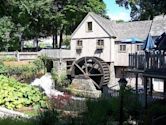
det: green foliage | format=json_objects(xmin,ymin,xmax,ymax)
[
  {"xmin": 0, "ymin": 56, "xmax": 17, "ymax": 61},
  {"xmin": 32, "ymin": 58, "xmax": 44, "ymax": 72},
  {"xmin": 0, "ymin": 61, "xmax": 7, "ymax": 74},
  {"xmin": 6, "ymin": 58, "xmax": 44, "ymax": 82},
  {"xmin": 0, "ymin": 117, "xmax": 34, "ymax": 125},
  {"xmin": 0, "ymin": 16, "xmax": 18, "ymax": 51},
  {"xmin": 116, "ymin": 0, "xmax": 166, "ymax": 20},
  {"xmin": 51, "ymin": 69, "xmax": 70, "ymax": 88},
  {"xmin": 0, "ymin": 109, "xmax": 60, "ymax": 125},
  {"xmin": 0, "ymin": 0, "xmax": 107, "ymax": 50},
  {"xmin": 62, "ymin": 36, "xmax": 70, "ymax": 48},
  {"xmin": 144, "ymin": 100, "xmax": 166, "ymax": 125},
  {"xmin": 81, "ymin": 98, "xmax": 113, "ymax": 125},
  {"xmin": 36, "ymin": 109, "xmax": 60, "ymax": 125},
  {"xmin": 0, "ymin": 75, "xmax": 48, "ymax": 110}
]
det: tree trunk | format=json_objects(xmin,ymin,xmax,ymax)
[
  {"xmin": 52, "ymin": 35, "xmax": 55, "ymax": 49},
  {"xmin": 20, "ymin": 33, "xmax": 23, "ymax": 52},
  {"xmin": 53, "ymin": 28, "xmax": 58, "ymax": 48},
  {"xmin": 59, "ymin": 26, "xmax": 64, "ymax": 49},
  {"xmin": 35, "ymin": 37, "xmax": 39, "ymax": 51},
  {"xmin": 55, "ymin": 31, "xmax": 58, "ymax": 48}
]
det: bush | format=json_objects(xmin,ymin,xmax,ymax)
[
  {"xmin": 36, "ymin": 109, "xmax": 60, "ymax": 125},
  {"xmin": 0, "ymin": 61, "xmax": 7, "ymax": 74},
  {"xmin": 0, "ymin": 117, "xmax": 34, "ymax": 125},
  {"xmin": 51, "ymin": 69, "xmax": 70, "ymax": 88},
  {"xmin": 0, "ymin": 109, "xmax": 60, "ymax": 125},
  {"xmin": 79, "ymin": 98, "xmax": 114, "ymax": 125},
  {"xmin": 32, "ymin": 58, "xmax": 44, "ymax": 72},
  {"xmin": 4, "ymin": 58, "xmax": 45, "ymax": 82},
  {"xmin": 0, "ymin": 56, "xmax": 17, "ymax": 62},
  {"xmin": 0, "ymin": 75, "xmax": 48, "ymax": 110},
  {"xmin": 144, "ymin": 100, "xmax": 166, "ymax": 125}
]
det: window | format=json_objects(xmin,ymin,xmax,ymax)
[
  {"xmin": 87, "ymin": 22, "xmax": 92, "ymax": 31},
  {"xmin": 136, "ymin": 45, "xmax": 143, "ymax": 51},
  {"xmin": 96, "ymin": 39, "xmax": 104, "ymax": 49},
  {"xmin": 119, "ymin": 45, "xmax": 126, "ymax": 52},
  {"xmin": 97, "ymin": 39, "xmax": 104, "ymax": 46},
  {"xmin": 77, "ymin": 40, "xmax": 82, "ymax": 46},
  {"xmin": 76, "ymin": 40, "xmax": 83, "ymax": 49}
]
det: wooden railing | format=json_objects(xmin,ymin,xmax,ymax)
[
  {"xmin": 129, "ymin": 51, "xmax": 166, "ymax": 73},
  {"xmin": 39, "ymin": 49, "xmax": 74, "ymax": 59},
  {"xmin": 0, "ymin": 52, "xmax": 38, "ymax": 61},
  {"xmin": 129, "ymin": 52, "xmax": 145, "ymax": 70}
]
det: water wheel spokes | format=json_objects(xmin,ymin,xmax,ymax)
[{"xmin": 71, "ymin": 57, "xmax": 110, "ymax": 89}]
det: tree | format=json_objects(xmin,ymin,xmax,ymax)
[
  {"xmin": 116, "ymin": 0, "xmax": 166, "ymax": 20},
  {"xmin": 0, "ymin": 0, "xmax": 106, "ymax": 51},
  {"xmin": 0, "ymin": 17, "xmax": 19, "ymax": 51},
  {"xmin": 55, "ymin": 0, "xmax": 106, "ymax": 48}
]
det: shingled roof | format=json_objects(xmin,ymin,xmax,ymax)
[
  {"xmin": 150, "ymin": 15, "xmax": 166, "ymax": 37},
  {"xmin": 72, "ymin": 12, "xmax": 166, "ymax": 41},
  {"xmin": 114, "ymin": 20, "xmax": 152, "ymax": 41},
  {"xmin": 89, "ymin": 12, "xmax": 117, "ymax": 37},
  {"xmin": 89, "ymin": 12, "xmax": 152, "ymax": 41}
]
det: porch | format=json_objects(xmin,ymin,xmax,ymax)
[{"xmin": 128, "ymin": 51, "xmax": 166, "ymax": 108}]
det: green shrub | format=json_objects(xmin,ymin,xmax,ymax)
[
  {"xmin": 32, "ymin": 58, "xmax": 44, "ymax": 72},
  {"xmin": 36, "ymin": 109, "xmax": 60, "ymax": 125},
  {"xmin": 0, "ymin": 56, "xmax": 17, "ymax": 61},
  {"xmin": 0, "ymin": 118, "xmax": 34, "ymax": 125},
  {"xmin": 51, "ymin": 69, "xmax": 70, "ymax": 88},
  {"xmin": 6, "ymin": 58, "xmax": 44, "ymax": 82},
  {"xmin": 80, "ymin": 98, "xmax": 113, "ymax": 125},
  {"xmin": 0, "ymin": 109, "xmax": 60, "ymax": 125},
  {"xmin": 0, "ymin": 61, "xmax": 7, "ymax": 74},
  {"xmin": 144, "ymin": 101, "xmax": 166, "ymax": 125},
  {"xmin": 0, "ymin": 75, "xmax": 48, "ymax": 110}
]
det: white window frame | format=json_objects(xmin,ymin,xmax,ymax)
[
  {"xmin": 136, "ymin": 44, "xmax": 143, "ymax": 51},
  {"xmin": 87, "ymin": 22, "xmax": 93, "ymax": 32},
  {"xmin": 96, "ymin": 39, "xmax": 104, "ymax": 49},
  {"xmin": 76, "ymin": 40, "xmax": 83, "ymax": 49},
  {"xmin": 119, "ymin": 44, "xmax": 126, "ymax": 52}
]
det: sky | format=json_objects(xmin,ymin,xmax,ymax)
[{"xmin": 103, "ymin": 0, "xmax": 131, "ymax": 21}]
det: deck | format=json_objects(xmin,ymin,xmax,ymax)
[{"xmin": 129, "ymin": 51, "xmax": 166, "ymax": 78}]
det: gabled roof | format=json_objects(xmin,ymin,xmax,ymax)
[
  {"xmin": 89, "ymin": 12, "xmax": 117, "ymax": 37},
  {"xmin": 71, "ymin": 12, "xmax": 116, "ymax": 38},
  {"xmin": 72, "ymin": 12, "xmax": 166, "ymax": 41},
  {"xmin": 114, "ymin": 20, "xmax": 152, "ymax": 41},
  {"xmin": 150, "ymin": 15, "xmax": 166, "ymax": 37}
]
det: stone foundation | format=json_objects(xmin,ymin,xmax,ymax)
[
  {"xmin": 108, "ymin": 62, "xmax": 117, "ymax": 89},
  {"xmin": 69, "ymin": 78, "xmax": 101, "ymax": 98}
]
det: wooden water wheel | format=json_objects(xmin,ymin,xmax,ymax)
[{"xmin": 71, "ymin": 57, "xmax": 110, "ymax": 89}]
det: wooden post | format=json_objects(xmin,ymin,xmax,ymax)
[
  {"xmin": 135, "ymin": 52, "xmax": 137, "ymax": 68},
  {"xmin": 135, "ymin": 73, "xmax": 138, "ymax": 94},
  {"xmin": 149, "ymin": 77, "xmax": 153, "ymax": 97},
  {"xmin": 144, "ymin": 76, "xmax": 148, "ymax": 109},
  {"xmin": 164, "ymin": 79, "xmax": 166, "ymax": 100}
]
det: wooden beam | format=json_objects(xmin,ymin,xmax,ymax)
[
  {"xmin": 149, "ymin": 77, "xmax": 153, "ymax": 97},
  {"xmin": 135, "ymin": 73, "xmax": 138, "ymax": 95},
  {"xmin": 164, "ymin": 79, "xmax": 166, "ymax": 100},
  {"xmin": 144, "ymin": 76, "xmax": 148, "ymax": 109}
]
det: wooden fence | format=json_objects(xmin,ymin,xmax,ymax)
[
  {"xmin": 129, "ymin": 51, "xmax": 166, "ymax": 73},
  {"xmin": 0, "ymin": 51, "xmax": 38, "ymax": 61}
]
